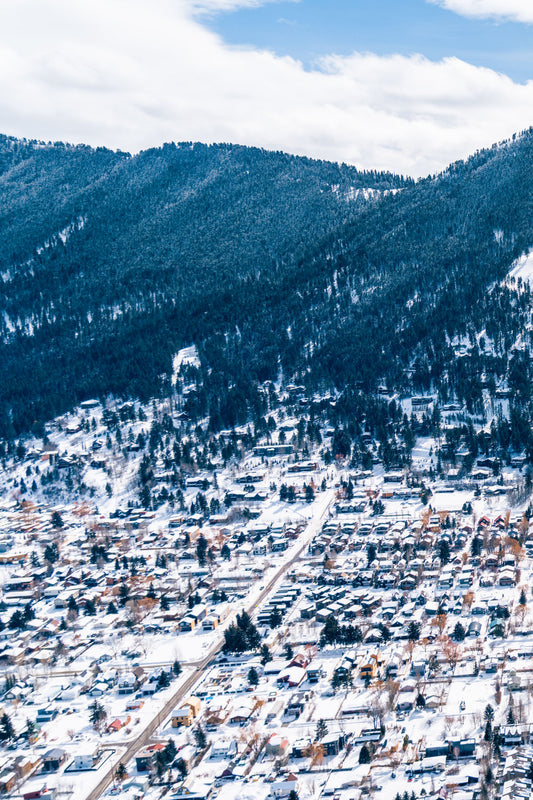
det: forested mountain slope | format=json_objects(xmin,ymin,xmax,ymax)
[{"xmin": 1, "ymin": 130, "xmax": 533, "ymax": 438}]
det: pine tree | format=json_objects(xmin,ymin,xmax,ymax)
[
  {"xmin": 196, "ymin": 534, "xmax": 208, "ymax": 566},
  {"xmin": 260, "ymin": 644, "xmax": 272, "ymax": 665},
  {"xmin": 453, "ymin": 622, "xmax": 466, "ymax": 641},
  {"xmin": 25, "ymin": 718, "xmax": 37, "ymax": 741},
  {"xmin": 358, "ymin": 744, "xmax": 371, "ymax": 764},
  {"xmin": 84, "ymin": 597, "xmax": 97, "ymax": 615},
  {"xmin": 89, "ymin": 700, "xmax": 107, "ymax": 731},
  {"xmin": 119, "ymin": 582, "xmax": 130, "ymax": 606},
  {"xmin": 0, "ymin": 713, "xmax": 14, "ymax": 741},
  {"xmin": 407, "ymin": 621, "xmax": 420, "ymax": 642},
  {"xmin": 193, "ymin": 725, "xmax": 207, "ymax": 750},
  {"xmin": 147, "ymin": 583, "xmax": 157, "ymax": 600},
  {"xmin": 164, "ymin": 739, "xmax": 177, "ymax": 764},
  {"xmin": 155, "ymin": 749, "xmax": 168, "ymax": 780},
  {"xmin": 158, "ymin": 671, "xmax": 171, "ymax": 689},
  {"xmin": 176, "ymin": 758, "xmax": 188, "ymax": 779},
  {"xmin": 269, "ymin": 606, "xmax": 282, "ymax": 628},
  {"xmin": 221, "ymin": 543, "xmax": 231, "ymax": 561},
  {"xmin": 51, "ymin": 511, "xmax": 63, "ymax": 528},
  {"xmin": 315, "ymin": 719, "xmax": 328, "ymax": 741}
]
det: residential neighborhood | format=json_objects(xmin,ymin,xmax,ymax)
[{"xmin": 0, "ymin": 370, "xmax": 532, "ymax": 800}]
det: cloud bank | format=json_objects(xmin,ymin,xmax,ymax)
[
  {"xmin": 0, "ymin": 0, "xmax": 532, "ymax": 176},
  {"xmin": 427, "ymin": 0, "xmax": 533, "ymax": 24}
]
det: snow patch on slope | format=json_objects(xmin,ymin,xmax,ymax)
[
  {"xmin": 172, "ymin": 345, "xmax": 201, "ymax": 385},
  {"xmin": 36, "ymin": 215, "xmax": 87, "ymax": 255},
  {"xmin": 508, "ymin": 251, "xmax": 533, "ymax": 284}
]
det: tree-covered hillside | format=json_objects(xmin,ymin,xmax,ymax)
[
  {"xmin": 1, "ymin": 130, "xmax": 533, "ymax": 439},
  {"xmin": 0, "ymin": 135, "xmax": 407, "ymax": 435}
]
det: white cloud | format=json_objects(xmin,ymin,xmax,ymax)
[
  {"xmin": 427, "ymin": 0, "xmax": 533, "ymax": 23},
  {"xmin": 1, "ymin": 0, "xmax": 533, "ymax": 176},
  {"xmin": 192, "ymin": 0, "xmax": 299, "ymax": 13}
]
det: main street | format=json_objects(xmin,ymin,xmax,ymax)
[{"xmin": 85, "ymin": 488, "xmax": 335, "ymax": 800}]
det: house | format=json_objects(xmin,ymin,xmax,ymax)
[
  {"xmin": 229, "ymin": 701, "xmax": 254, "ymax": 725},
  {"xmin": 172, "ymin": 696, "xmax": 201, "ymax": 727},
  {"xmin": 185, "ymin": 696, "xmax": 201, "ymax": 716},
  {"xmin": 172, "ymin": 707, "xmax": 193, "ymax": 728},
  {"xmin": 277, "ymin": 666, "xmax": 306, "ymax": 687},
  {"xmin": 215, "ymin": 767, "xmax": 237, "ymax": 785},
  {"xmin": 291, "ymin": 738, "xmax": 313, "ymax": 759},
  {"xmin": 42, "ymin": 749, "xmax": 67, "ymax": 773},
  {"xmin": 448, "ymin": 738, "xmax": 476, "ymax": 759},
  {"xmin": 425, "ymin": 694, "xmax": 442, "ymax": 709},
  {"xmin": 0, "ymin": 771, "xmax": 16, "ymax": 795},
  {"xmin": 22, "ymin": 786, "xmax": 53, "ymax": 800},
  {"xmin": 210, "ymin": 739, "xmax": 238, "ymax": 759},
  {"xmin": 500, "ymin": 728, "xmax": 523, "ymax": 747},
  {"xmin": 271, "ymin": 773, "xmax": 299, "ymax": 798},
  {"xmin": 307, "ymin": 665, "xmax": 322, "ymax": 683},
  {"xmin": 15, "ymin": 755, "xmax": 41, "ymax": 780},
  {"xmin": 125, "ymin": 699, "xmax": 144, "ymax": 711},
  {"xmin": 396, "ymin": 691, "xmax": 416, "ymax": 713},
  {"xmin": 411, "ymin": 660, "xmax": 426, "ymax": 677},
  {"xmin": 360, "ymin": 654, "xmax": 380, "ymax": 681},
  {"xmin": 173, "ymin": 777, "xmax": 211, "ymax": 799},
  {"xmin": 89, "ymin": 681, "xmax": 108, "ymax": 697},
  {"xmin": 407, "ymin": 756, "xmax": 446, "ymax": 775},
  {"xmin": 353, "ymin": 729, "xmax": 381, "ymax": 745},
  {"xmin": 489, "ymin": 619, "xmax": 506, "ymax": 637},
  {"xmin": 253, "ymin": 444, "xmax": 294, "ymax": 457},
  {"xmin": 136, "ymin": 743, "xmax": 166, "ymax": 773},
  {"xmin": 122, "ymin": 776, "xmax": 150, "ymax": 798},
  {"xmin": 499, "ymin": 568, "xmax": 516, "ymax": 587},
  {"xmin": 205, "ymin": 700, "xmax": 230, "ymax": 731},
  {"xmin": 290, "ymin": 651, "xmax": 310, "ymax": 669},
  {"xmin": 284, "ymin": 692, "xmax": 307, "ymax": 718},
  {"xmin": 189, "ymin": 604, "xmax": 207, "ymax": 622},
  {"xmin": 265, "ymin": 733, "xmax": 290, "ymax": 757},
  {"xmin": 70, "ymin": 747, "xmax": 102, "ymax": 770},
  {"xmin": 364, "ymin": 627, "xmax": 383, "ymax": 644},
  {"xmin": 126, "ymin": 665, "xmax": 143, "ymax": 685},
  {"xmin": 107, "ymin": 716, "xmax": 130, "ymax": 734},
  {"xmin": 322, "ymin": 732, "xmax": 345, "ymax": 756},
  {"xmin": 117, "ymin": 673, "xmax": 137, "ymax": 695},
  {"xmin": 386, "ymin": 654, "xmax": 402, "ymax": 678}
]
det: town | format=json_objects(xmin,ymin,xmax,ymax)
[{"xmin": 0, "ymin": 359, "xmax": 531, "ymax": 800}]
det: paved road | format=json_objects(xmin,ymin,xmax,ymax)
[
  {"xmin": 85, "ymin": 663, "xmax": 205, "ymax": 800},
  {"xmin": 85, "ymin": 489, "xmax": 335, "ymax": 800}
]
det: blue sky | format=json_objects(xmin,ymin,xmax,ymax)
[
  {"xmin": 1, "ymin": 0, "xmax": 533, "ymax": 176},
  {"xmin": 206, "ymin": 0, "xmax": 533, "ymax": 83}
]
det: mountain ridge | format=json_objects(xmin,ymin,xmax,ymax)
[{"xmin": 1, "ymin": 130, "xmax": 533, "ymax": 439}]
